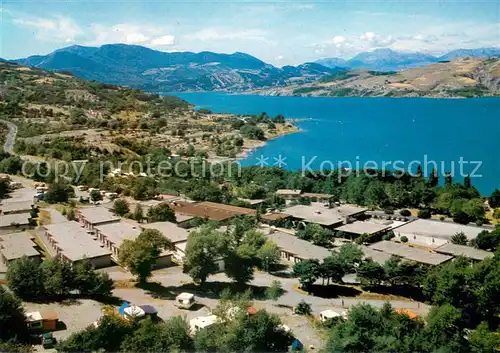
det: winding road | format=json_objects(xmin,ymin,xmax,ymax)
[{"xmin": 0, "ymin": 119, "xmax": 18, "ymax": 154}]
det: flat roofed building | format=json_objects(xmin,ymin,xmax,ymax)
[
  {"xmin": 95, "ymin": 220, "xmax": 174, "ymax": 267},
  {"xmin": 44, "ymin": 221, "xmax": 112, "ymax": 268},
  {"xmin": 0, "ymin": 213, "xmax": 32, "ymax": 235},
  {"xmin": 368, "ymin": 240, "xmax": 453, "ymax": 266},
  {"xmin": 276, "ymin": 189, "xmax": 302, "ymax": 199},
  {"xmin": 267, "ymin": 230, "xmax": 333, "ymax": 263},
  {"xmin": 141, "ymin": 222, "xmax": 191, "ymax": 263},
  {"xmin": 301, "ymin": 193, "xmax": 333, "ymax": 201},
  {"xmin": 0, "ymin": 200, "xmax": 34, "ymax": 215},
  {"xmin": 283, "ymin": 203, "xmax": 367, "ymax": 227},
  {"xmin": 76, "ymin": 206, "xmax": 120, "ymax": 229},
  {"xmin": 168, "ymin": 201, "xmax": 256, "ymax": 222},
  {"xmin": 358, "ymin": 245, "xmax": 394, "ymax": 265},
  {"xmin": 394, "ymin": 219, "xmax": 485, "ymax": 240},
  {"xmin": 261, "ymin": 212, "xmax": 291, "ymax": 224},
  {"xmin": 0, "ymin": 231, "xmax": 41, "ymax": 264},
  {"xmin": 435, "ymin": 243, "xmax": 494, "ymax": 261},
  {"xmin": 335, "ymin": 221, "xmax": 392, "ymax": 237},
  {"xmin": 141, "ymin": 222, "xmax": 190, "ymax": 244},
  {"xmin": 95, "ymin": 220, "xmax": 141, "ymax": 258}
]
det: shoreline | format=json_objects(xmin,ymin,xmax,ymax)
[{"xmin": 235, "ymin": 122, "xmax": 303, "ymax": 161}]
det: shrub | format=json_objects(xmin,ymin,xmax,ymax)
[
  {"xmin": 400, "ymin": 236, "xmax": 409, "ymax": 243},
  {"xmin": 382, "ymin": 231, "xmax": 395, "ymax": 241},
  {"xmin": 440, "ymin": 216, "xmax": 446, "ymax": 221},
  {"xmin": 417, "ymin": 209, "xmax": 431, "ymax": 219},
  {"xmin": 384, "ymin": 207, "xmax": 394, "ymax": 215},
  {"xmin": 399, "ymin": 209, "xmax": 411, "ymax": 217},
  {"xmin": 475, "ymin": 219, "xmax": 484, "ymax": 226},
  {"xmin": 295, "ymin": 300, "xmax": 312, "ymax": 315}
]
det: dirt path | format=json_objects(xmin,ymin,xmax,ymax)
[{"xmin": 0, "ymin": 119, "xmax": 18, "ymax": 154}]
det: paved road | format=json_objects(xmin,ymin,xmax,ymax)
[{"xmin": 0, "ymin": 119, "xmax": 18, "ymax": 154}]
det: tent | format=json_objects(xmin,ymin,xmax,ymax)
[
  {"xmin": 118, "ymin": 302, "xmax": 130, "ymax": 316},
  {"xmin": 291, "ymin": 339, "xmax": 304, "ymax": 351}
]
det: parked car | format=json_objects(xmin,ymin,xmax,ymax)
[{"xmin": 41, "ymin": 333, "xmax": 55, "ymax": 348}]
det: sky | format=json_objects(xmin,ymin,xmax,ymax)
[{"xmin": 1, "ymin": 0, "xmax": 499, "ymax": 66}]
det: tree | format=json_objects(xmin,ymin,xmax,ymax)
[
  {"xmin": 0, "ymin": 286, "xmax": 29, "ymax": 342},
  {"xmin": 265, "ymin": 280, "xmax": 284, "ymax": 301},
  {"xmin": 73, "ymin": 259, "xmax": 114, "ymax": 297},
  {"xmin": 489, "ymin": 189, "xmax": 500, "ymax": 208},
  {"xmin": 296, "ymin": 223, "xmax": 333, "ymax": 247},
  {"xmin": 41, "ymin": 258, "xmax": 74, "ymax": 297},
  {"xmin": 112, "ymin": 198, "xmax": 129, "ymax": 216},
  {"xmin": 423, "ymin": 304, "xmax": 468, "ymax": 353},
  {"xmin": 451, "ymin": 232, "xmax": 468, "ymax": 245},
  {"xmin": 183, "ymin": 226, "xmax": 228, "ymax": 285},
  {"xmin": 320, "ymin": 255, "xmax": 345, "ymax": 285},
  {"xmin": 44, "ymin": 182, "xmax": 72, "ymax": 203},
  {"xmin": 293, "ymin": 259, "xmax": 320, "ymax": 291},
  {"xmin": 469, "ymin": 322, "xmax": 500, "ymax": 353},
  {"xmin": 400, "ymin": 235, "xmax": 409, "ymax": 243},
  {"xmin": 147, "ymin": 202, "xmax": 176, "ymax": 222},
  {"xmin": 224, "ymin": 243, "xmax": 256, "ymax": 285},
  {"xmin": 357, "ymin": 259, "xmax": 385, "ymax": 286},
  {"xmin": 133, "ymin": 203, "xmax": 144, "ymax": 222},
  {"xmin": 256, "ymin": 240, "xmax": 280, "ymax": 272},
  {"xmin": 90, "ymin": 189, "xmax": 102, "ymax": 204},
  {"xmin": 338, "ymin": 243, "xmax": 363, "ymax": 273},
  {"xmin": 418, "ymin": 208, "xmax": 431, "ymax": 219},
  {"xmin": 56, "ymin": 314, "xmax": 134, "ymax": 352},
  {"xmin": 475, "ymin": 228, "xmax": 500, "ymax": 251},
  {"xmin": 194, "ymin": 306, "xmax": 292, "ymax": 352},
  {"xmin": 119, "ymin": 229, "xmax": 172, "ymax": 283},
  {"xmin": 120, "ymin": 316, "xmax": 193, "ymax": 352},
  {"xmin": 6, "ymin": 256, "xmax": 45, "ymax": 300},
  {"xmin": 294, "ymin": 300, "xmax": 312, "ymax": 315}
]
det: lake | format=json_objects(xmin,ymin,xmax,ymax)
[{"xmin": 174, "ymin": 93, "xmax": 500, "ymax": 195}]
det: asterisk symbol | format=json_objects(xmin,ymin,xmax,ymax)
[
  {"xmin": 255, "ymin": 155, "xmax": 269, "ymax": 167},
  {"xmin": 273, "ymin": 155, "xmax": 287, "ymax": 168}
]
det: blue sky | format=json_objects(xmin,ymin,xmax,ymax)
[{"xmin": 1, "ymin": 0, "xmax": 499, "ymax": 65}]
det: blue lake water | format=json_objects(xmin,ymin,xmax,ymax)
[{"xmin": 174, "ymin": 93, "xmax": 500, "ymax": 195}]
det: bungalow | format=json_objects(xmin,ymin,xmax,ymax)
[
  {"xmin": 283, "ymin": 202, "xmax": 367, "ymax": 229},
  {"xmin": 43, "ymin": 221, "xmax": 113, "ymax": 268},
  {"xmin": 140, "ymin": 222, "xmax": 190, "ymax": 263},
  {"xmin": 0, "ymin": 200, "xmax": 34, "ymax": 215},
  {"xmin": 266, "ymin": 230, "xmax": 332, "ymax": 263},
  {"xmin": 334, "ymin": 221, "xmax": 392, "ymax": 240},
  {"xmin": 0, "ymin": 232, "xmax": 42, "ymax": 265},
  {"xmin": 275, "ymin": 189, "xmax": 302, "ymax": 200},
  {"xmin": 95, "ymin": 220, "xmax": 173, "ymax": 268},
  {"xmin": 76, "ymin": 206, "xmax": 120, "ymax": 230},
  {"xmin": 0, "ymin": 213, "xmax": 32, "ymax": 235}
]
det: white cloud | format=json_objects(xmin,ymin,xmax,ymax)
[
  {"xmin": 185, "ymin": 28, "xmax": 271, "ymax": 44},
  {"xmin": 151, "ymin": 35, "xmax": 175, "ymax": 46},
  {"xmin": 13, "ymin": 16, "xmax": 82, "ymax": 43},
  {"xmin": 87, "ymin": 23, "xmax": 175, "ymax": 47},
  {"xmin": 332, "ymin": 36, "xmax": 346, "ymax": 44},
  {"xmin": 275, "ymin": 55, "xmax": 284, "ymax": 60},
  {"xmin": 359, "ymin": 31, "xmax": 395, "ymax": 47}
]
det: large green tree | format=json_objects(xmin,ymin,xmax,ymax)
[
  {"xmin": 120, "ymin": 316, "xmax": 193, "ymax": 352},
  {"xmin": 6, "ymin": 256, "xmax": 45, "ymax": 300},
  {"xmin": 183, "ymin": 226, "xmax": 228, "ymax": 285},
  {"xmin": 147, "ymin": 203, "xmax": 176, "ymax": 222},
  {"xmin": 0, "ymin": 286, "xmax": 29, "ymax": 342},
  {"xmin": 119, "ymin": 229, "xmax": 173, "ymax": 283}
]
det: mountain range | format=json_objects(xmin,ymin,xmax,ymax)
[
  {"xmin": 316, "ymin": 47, "xmax": 500, "ymax": 71},
  {"xmin": 10, "ymin": 44, "xmax": 343, "ymax": 92},
  {"xmin": 9, "ymin": 44, "xmax": 500, "ymax": 92}
]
